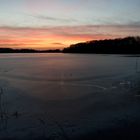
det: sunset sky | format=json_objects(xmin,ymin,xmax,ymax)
[{"xmin": 0, "ymin": 0, "xmax": 140, "ymax": 49}]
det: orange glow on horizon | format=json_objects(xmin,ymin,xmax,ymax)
[
  {"xmin": 0, "ymin": 26, "xmax": 128, "ymax": 50},
  {"xmin": 0, "ymin": 35, "xmax": 117, "ymax": 50}
]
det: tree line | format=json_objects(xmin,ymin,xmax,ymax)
[
  {"xmin": 63, "ymin": 37, "xmax": 140, "ymax": 54},
  {"xmin": 0, "ymin": 48, "xmax": 61, "ymax": 53}
]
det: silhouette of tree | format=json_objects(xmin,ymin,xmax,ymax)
[
  {"xmin": 63, "ymin": 36, "xmax": 140, "ymax": 54},
  {"xmin": 0, "ymin": 48, "xmax": 61, "ymax": 53}
]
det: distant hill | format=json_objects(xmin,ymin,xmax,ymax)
[
  {"xmin": 63, "ymin": 37, "xmax": 140, "ymax": 54},
  {"xmin": 0, "ymin": 48, "xmax": 61, "ymax": 53}
]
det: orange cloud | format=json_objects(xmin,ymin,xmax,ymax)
[{"xmin": 0, "ymin": 25, "xmax": 139, "ymax": 49}]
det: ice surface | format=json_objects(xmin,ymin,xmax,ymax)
[{"xmin": 0, "ymin": 53, "xmax": 140, "ymax": 139}]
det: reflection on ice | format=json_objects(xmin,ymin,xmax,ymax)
[{"xmin": 0, "ymin": 53, "xmax": 140, "ymax": 139}]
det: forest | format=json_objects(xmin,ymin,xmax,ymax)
[{"xmin": 63, "ymin": 37, "xmax": 140, "ymax": 54}]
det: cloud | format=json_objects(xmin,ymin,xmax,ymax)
[
  {"xmin": 0, "ymin": 43, "xmax": 21, "ymax": 47},
  {"xmin": 1, "ymin": 24, "xmax": 140, "ymax": 38},
  {"xmin": 0, "ymin": 24, "xmax": 140, "ymax": 49},
  {"xmin": 0, "ymin": 43, "xmax": 39, "ymax": 48},
  {"xmin": 31, "ymin": 14, "xmax": 78, "ymax": 23},
  {"xmin": 52, "ymin": 42, "xmax": 65, "ymax": 46},
  {"xmin": 127, "ymin": 20, "xmax": 140, "ymax": 26}
]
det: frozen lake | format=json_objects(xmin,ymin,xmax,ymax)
[{"xmin": 0, "ymin": 53, "xmax": 140, "ymax": 140}]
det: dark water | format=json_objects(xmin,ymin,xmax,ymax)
[{"xmin": 0, "ymin": 53, "xmax": 140, "ymax": 139}]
